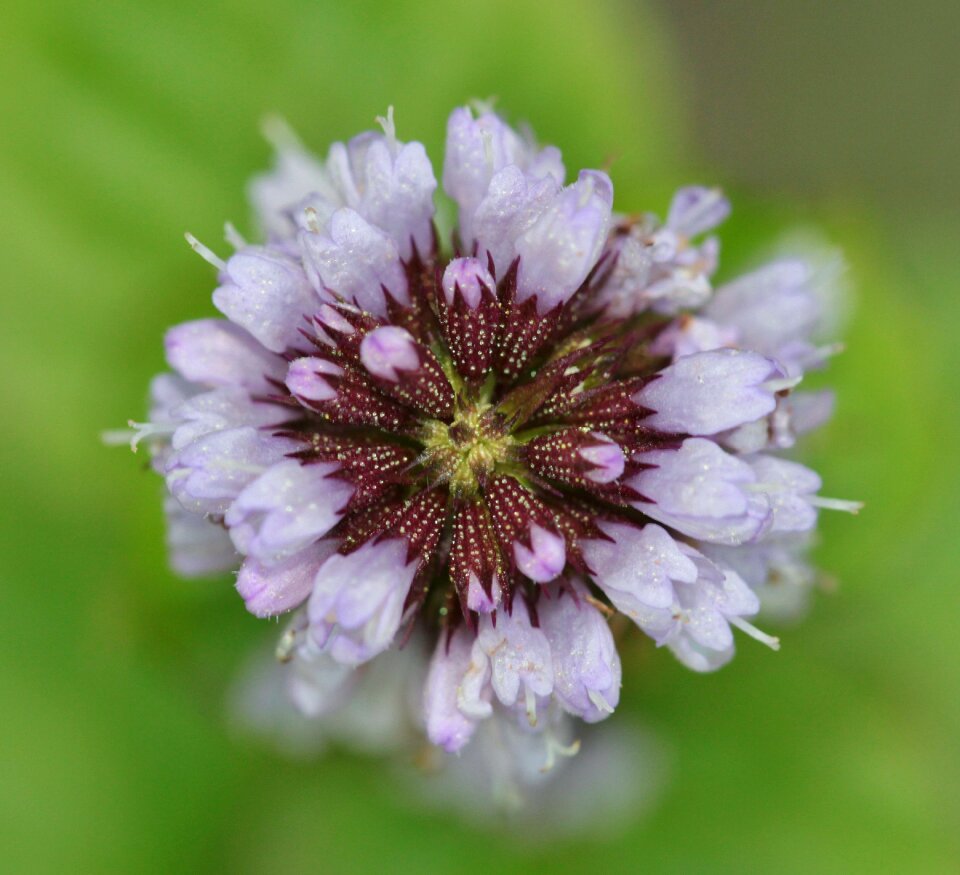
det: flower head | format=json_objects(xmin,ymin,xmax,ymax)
[{"xmin": 120, "ymin": 105, "xmax": 858, "ymax": 787}]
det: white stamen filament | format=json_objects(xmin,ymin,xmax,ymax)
[
  {"xmin": 302, "ymin": 207, "xmax": 322, "ymax": 234},
  {"xmin": 106, "ymin": 419, "xmax": 177, "ymax": 452},
  {"xmin": 729, "ymin": 615, "xmax": 781, "ymax": 651},
  {"xmin": 808, "ymin": 342, "xmax": 846, "ymax": 366},
  {"xmin": 764, "ymin": 375, "xmax": 803, "ymax": 393},
  {"xmin": 807, "ymin": 496, "xmax": 863, "ymax": 514},
  {"xmin": 480, "ymin": 128, "xmax": 495, "ymax": 173},
  {"xmin": 260, "ymin": 114, "xmax": 301, "ymax": 151},
  {"xmin": 525, "ymin": 685, "xmax": 538, "ymax": 727},
  {"xmin": 275, "ymin": 626, "xmax": 301, "ymax": 663},
  {"xmin": 588, "ymin": 688, "xmax": 615, "ymax": 714},
  {"xmin": 375, "ymin": 106, "xmax": 397, "ymax": 147},
  {"xmin": 224, "ymin": 222, "xmax": 247, "ymax": 250},
  {"xmin": 541, "ymin": 730, "xmax": 581, "ymax": 773},
  {"xmin": 101, "ymin": 428, "xmax": 137, "ymax": 447},
  {"xmin": 184, "ymin": 232, "xmax": 226, "ymax": 271}
]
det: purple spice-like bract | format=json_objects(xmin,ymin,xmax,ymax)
[{"xmin": 125, "ymin": 105, "xmax": 858, "ymax": 775}]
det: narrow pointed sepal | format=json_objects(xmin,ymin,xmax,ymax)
[{"xmin": 449, "ymin": 499, "xmax": 507, "ymax": 615}]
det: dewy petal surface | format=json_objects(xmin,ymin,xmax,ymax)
[
  {"xmin": 299, "ymin": 207, "xmax": 408, "ymax": 315},
  {"xmin": 540, "ymin": 582, "xmax": 622, "ymax": 723},
  {"xmin": 236, "ymin": 539, "xmax": 339, "ymax": 617},
  {"xmin": 213, "ymin": 247, "xmax": 318, "ymax": 353},
  {"xmin": 225, "ymin": 460, "xmax": 353, "ymax": 564},
  {"xmin": 424, "ymin": 627, "xmax": 481, "ymax": 753},
  {"xmin": 515, "ymin": 170, "xmax": 614, "ymax": 311},
  {"xmin": 308, "ymin": 539, "xmax": 418, "ymax": 665},
  {"xmin": 636, "ymin": 349, "xmax": 782, "ymax": 436},
  {"xmin": 165, "ymin": 319, "xmax": 285, "ymax": 392},
  {"xmin": 631, "ymin": 438, "xmax": 771, "ymax": 545}
]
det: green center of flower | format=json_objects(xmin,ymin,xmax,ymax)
[{"xmin": 420, "ymin": 402, "xmax": 515, "ymax": 497}]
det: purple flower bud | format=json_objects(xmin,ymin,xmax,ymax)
[
  {"xmin": 359, "ymin": 326, "xmax": 454, "ymax": 417},
  {"xmin": 359, "ymin": 326, "xmax": 420, "ymax": 382},
  {"xmin": 287, "ymin": 354, "xmax": 416, "ymax": 433},
  {"xmin": 286, "ymin": 357, "xmax": 343, "ymax": 403},
  {"xmin": 579, "ymin": 434, "xmax": 626, "ymax": 484},
  {"xmin": 634, "ymin": 349, "xmax": 784, "ymax": 436},
  {"xmin": 442, "ymin": 257, "xmax": 496, "ymax": 309},
  {"xmin": 439, "ymin": 257, "xmax": 501, "ymax": 381},
  {"xmin": 485, "ymin": 476, "xmax": 568, "ymax": 584},
  {"xmin": 523, "ymin": 429, "xmax": 625, "ymax": 495},
  {"xmin": 314, "ymin": 302, "xmax": 356, "ymax": 341},
  {"xmin": 450, "ymin": 500, "xmax": 506, "ymax": 614},
  {"xmin": 513, "ymin": 523, "xmax": 567, "ymax": 583},
  {"xmin": 466, "ymin": 573, "xmax": 502, "ymax": 613}
]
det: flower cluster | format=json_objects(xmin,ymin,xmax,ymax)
[{"xmin": 125, "ymin": 105, "xmax": 857, "ymax": 781}]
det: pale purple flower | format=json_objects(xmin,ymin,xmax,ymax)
[
  {"xmin": 466, "ymin": 596, "xmax": 554, "ymax": 725},
  {"xmin": 634, "ymin": 349, "xmax": 785, "ymax": 436},
  {"xmin": 213, "ymin": 246, "xmax": 316, "ymax": 353},
  {"xmin": 630, "ymin": 438, "xmax": 772, "ymax": 545},
  {"xmin": 307, "ymin": 537, "xmax": 419, "ymax": 665},
  {"xmin": 513, "ymin": 170, "xmax": 614, "ymax": 312},
  {"xmin": 425, "ymin": 626, "xmax": 480, "ymax": 753},
  {"xmin": 225, "ymin": 459, "xmax": 352, "ymax": 563},
  {"xmin": 118, "ymin": 104, "xmax": 857, "ymax": 794},
  {"xmin": 164, "ymin": 319, "xmax": 285, "ymax": 391},
  {"xmin": 582, "ymin": 521, "xmax": 697, "ymax": 624},
  {"xmin": 163, "ymin": 495, "xmax": 237, "ymax": 577},
  {"xmin": 299, "ymin": 207, "xmax": 409, "ymax": 316},
  {"xmin": 236, "ymin": 539, "xmax": 338, "ymax": 617},
  {"xmin": 659, "ymin": 545, "xmax": 768, "ymax": 672},
  {"xmin": 539, "ymin": 581, "xmax": 622, "ymax": 722},
  {"xmin": 164, "ymin": 427, "xmax": 297, "ymax": 516},
  {"xmin": 359, "ymin": 326, "xmax": 421, "ymax": 381}
]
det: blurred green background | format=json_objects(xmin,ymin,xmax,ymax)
[{"xmin": 2, "ymin": 0, "xmax": 958, "ymax": 872}]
